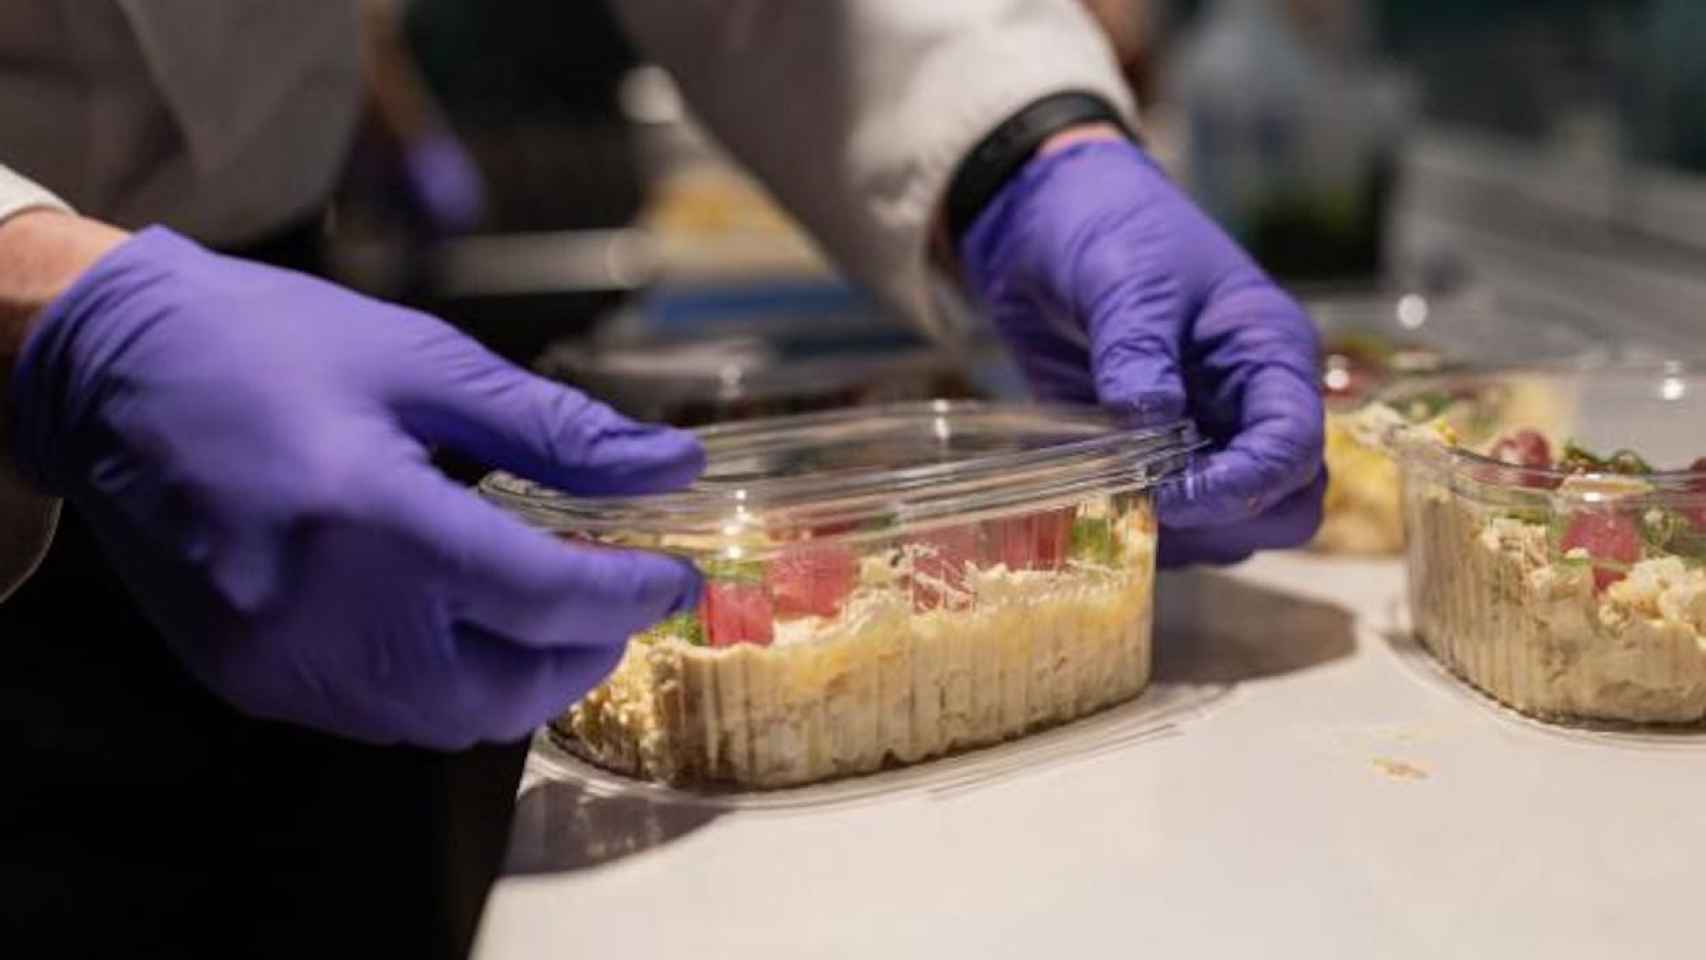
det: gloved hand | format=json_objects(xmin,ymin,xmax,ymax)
[
  {"xmin": 10, "ymin": 227, "xmax": 702, "ymax": 749},
  {"xmin": 960, "ymin": 138, "xmax": 1325, "ymax": 566},
  {"xmin": 401, "ymin": 131, "xmax": 488, "ymax": 236}
]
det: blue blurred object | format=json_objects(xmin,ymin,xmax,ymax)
[{"xmin": 615, "ymin": 281, "xmax": 924, "ymax": 357}]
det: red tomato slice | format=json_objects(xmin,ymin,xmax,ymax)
[
  {"xmin": 1473, "ymin": 429, "xmax": 1558, "ymax": 489},
  {"xmin": 807, "ymin": 519, "xmax": 861, "ymax": 538},
  {"xmin": 1683, "ymin": 459, "xmax": 1706, "ymax": 529},
  {"xmin": 1489, "ymin": 429, "xmax": 1553, "ymax": 469},
  {"xmin": 700, "ymin": 581, "xmax": 774, "ymax": 647},
  {"xmin": 1559, "ymin": 510, "xmax": 1641, "ymax": 592},
  {"xmin": 907, "ymin": 524, "xmax": 979, "ymax": 612},
  {"xmin": 766, "ymin": 543, "xmax": 858, "ymax": 618},
  {"xmin": 982, "ymin": 508, "xmax": 1074, "ymax": 571}
]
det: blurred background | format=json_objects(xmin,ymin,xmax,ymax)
[{"xmin": 328, "ymin": 0, "xmax": 1706, "ymax": 428}]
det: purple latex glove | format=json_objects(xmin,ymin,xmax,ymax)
[
  {"xmin": 961, "ymin": 140, "xmax": 1325, "ymax": 566},
  {"xmin": 10, "ymin": 227, "xmax": 702, "ymax": 749},
  {"xmin": 402, "ymin": 131, "xmax": 488, "ymax": 235}
]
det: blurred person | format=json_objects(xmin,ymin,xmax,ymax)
[
  {"xmin": 352, "ymin": 0, "xmax": 490, "ymax": 241},
  {"xmin": 0, "ymin": 1, "xmax": 1321, "ymax": 956},
  {"xmin": 1080, "ymin": 0, "xmax": 1161, "ymax": 102},
  {"xmin": 332, "ymin": 0, "xmax": 491, "ymax": 300}
]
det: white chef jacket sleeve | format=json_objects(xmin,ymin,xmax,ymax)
[
  {"xmin": 0, "ymin": 163, "xmax": 71, "ymax": 604},
  {"xmin": 611, "ymin": 0, "xmax": 1137, "ymax": 336},
  {"xmin": 0, "ymin": 164, "xmax": 70, "ymax": 226}
]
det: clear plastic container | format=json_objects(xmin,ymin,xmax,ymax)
[
  {"xmin": 1373, "ymin": 365, "xmax": 1706, "ymax": 725},
  {"xmin": 1308, "ymin": 288, "xmax": 1607, "ymax": 554},
  {"xmin": 538, "ymin": 333, "xmax": 979, "ymax": 428},
  {"xmin": 482, "ymin": 401, "xmax": 1201, "ymax": 787},
  {"xmin": 536, "ymin": 281, "xmax": 989, "ymax": 427}
]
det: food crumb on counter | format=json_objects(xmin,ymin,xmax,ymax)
[{"xmin": 1370, "ymin": 757, "xmax": 1430, "ymax": 781}]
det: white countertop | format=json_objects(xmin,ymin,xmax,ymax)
[{"xmin": 474, "ymin": 552, "xmax": 1706, "ymax": 959}]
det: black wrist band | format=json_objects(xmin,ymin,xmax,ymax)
[{"xmin": 944, "ymin": 91, "xmax": 1131, "ymax": 244}]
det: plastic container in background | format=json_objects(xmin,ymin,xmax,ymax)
[
  {"xmin": 482, "ymin": 402, "xmax": 1201, "ymax": 788},
  {"xmin": 537, "ymin": 281, "xmax": 1009, "ymax": 427},
  {"xmin": 1309, "ymin": 288, "xmax": 1607, "ymax": 555},
  {"xmin": 1371, "ymin": 365, "xmax": 1706, "ymax": 725}
]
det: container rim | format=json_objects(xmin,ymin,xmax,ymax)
[
  {"xmin": 537, "ymin": 337, "xmax": 961, "ymax": 400},
  {"xmin": 1371, "ymin": 361, "xmax": 1706, "ymax": 491},
  {"xmin": 481, "ymin": 400, "xmax": 1204, "ymax": 533}
]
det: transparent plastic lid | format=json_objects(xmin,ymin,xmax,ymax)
[
  {"xmin": 535, "ymin": 282, "xmax": 980, "ymax": 424},
  {"xmin": 481, "ymin": 401, "xmax": 1202, "ymax": 547},
  {"xmin": 1308, "ymin": 287, "xmax": 1608, "ymax": 408},
  {"xmin": 538, "ymin": 334, "xmax": 962, "ymax": 404},
  {"xmin": 1373, "ymin": 363, "xmax": 1706, "ymax": 496}
]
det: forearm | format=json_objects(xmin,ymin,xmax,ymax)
[
  {"xmin": 0, "ymin": 211, "xmax": 128, "ymax": 393},
  {"xmin": 357, "ymin": 0, "xmax": 448, "ymax": 145},
  {"xmin": 0, "ymin": 211, "xmax": 128, "ymax": 469},
  {"xmin": 0, "ymin": 206, "xmax": 124, "ymax": 601}
]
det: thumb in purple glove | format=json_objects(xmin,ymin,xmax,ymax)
[
  {"xmin": 961, "ymin": 138, "xmax": 1325, "ymax": 567},
  {"xmin": 12, "ymin": 227, "xmax": 699, "ymax": 749}
]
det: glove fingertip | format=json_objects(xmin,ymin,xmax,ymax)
[
  {"xmin": 1101, "ymin": 386, "xmax": 1187, "ymax": 426},
  {"xmin": 563, "ymin": 543, "xmax": 704, "ymax": 621},
  {"xmin": 602, "ymin": 427, "xmax": 706, "ymax": 493},
  {"xmin": 630, "ymin": 550, "xmax": 704, "ymax": 617},
  {"xmin": 1092, "ymin": 354, "xmax": 1187, "ymax": 426},
  {"xmin": 542, "ymin": 388, "xmax": 705, "ymax": 495}
]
